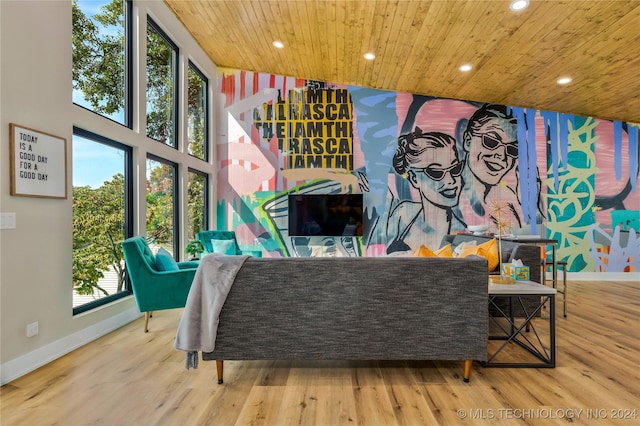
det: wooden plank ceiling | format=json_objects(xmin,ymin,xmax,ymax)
[{"xmin": 164, "ymin": 0, "xmax": 640, "ymax": 123}]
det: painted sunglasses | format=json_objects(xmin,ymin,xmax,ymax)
[
  {"xmin": 419, "ymin": 161, "xmax": 464, "ymax": 181},
  {"xmin": 481, "ymin": 134, "xmax": 518, "ymax": 158}
]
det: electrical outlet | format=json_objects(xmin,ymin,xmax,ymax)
[{"xmin": 26, "ymin": 321, "xmax": 39, "ymax": 338}]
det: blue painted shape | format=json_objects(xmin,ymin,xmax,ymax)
[
  {"xmin": 348, "ymin": 86, "xmax": 398, "ymax": 242},
  {"xmin": 614, "ymin": 120, "xmax": 623, "ymax": 180},
  {"xmin": 541, "ymin": 111, "xmax": 560, "ymax": 192},
  {"xmin": 560, "ymin": 113, "xmax": 570, "ymax": 170},
  {"xmin": 526, "ymin": 109, "xmax": 538, "ymax": 230},
  {"xmin": 629, "ymin": 124, "xmax": 639, "ymax": 192},
  {"xmin": 513, "ymin": 107, "xmax": 530, "ymax": 215}
]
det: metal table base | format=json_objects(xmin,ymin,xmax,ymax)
[{"xmin": 482, "ymin": 281, "xmax": 556, "ymax": 368}]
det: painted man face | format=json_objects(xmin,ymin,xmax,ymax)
[{"xmin": 464, "ymin": 117, "xmax": 517, "ymax": 186}]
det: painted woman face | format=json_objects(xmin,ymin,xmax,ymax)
[
  {"xmin": 410, "ymin": 145, "xmax": 463, "ymax": 208},
  {"xmin": 464, "ymin": 117, "xmax": 517, "ymax": 186}
]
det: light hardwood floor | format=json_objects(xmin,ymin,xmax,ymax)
[{"xmin": 1, "ymin": 280, "xmax": 639, "ymax": 425}]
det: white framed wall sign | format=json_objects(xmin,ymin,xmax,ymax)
[{"xmin": 9, "ymin": 123, "xmax": 67, "ymax": 199}]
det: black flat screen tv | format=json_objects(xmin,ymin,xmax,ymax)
[{"xmin": 288, "ymin": 193, "xmax": 363, "ymax": 237}]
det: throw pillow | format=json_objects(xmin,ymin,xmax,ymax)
[
  {"xmin": 478, "ymin": 238, "xmax": 499, "ymax": 271},
  {"xmin": 436, "ymin": 243, "xmax": 453, "ymax": 258},
  {"xmin": 155, "ymin": 247, "xmax": 179, "ymax": 271},
  {"xmin": 414, "ymin": 244, "xmax": 453, "ymax": 258},
  {"xmin": 211, "ymin": 238, "xmax": 237, "ymax": 255},
  {"xmin": 456, "ymin": 239, "xmax": 499, "ymax": 271},
  {"xmin": 414, "ymin": 244, "xmax": 436, "ymax": 257}
]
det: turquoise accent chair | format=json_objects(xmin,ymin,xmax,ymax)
[
  {"xmin": 196, "ymin": 230, "xmax": 262, "ymax": 257},
  {"xmin": 121, "ymin": 236, "xmax": 199, "ymax": 332}
]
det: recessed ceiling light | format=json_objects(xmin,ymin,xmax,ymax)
[
  {"xmin": 459, "ymin": 64, "xmax": 473, "ymax": 72},
  {"xmin": 510, "ymin": 0, "xmax": 530, "ymax": 11},
  {"xmin": 273, "ymin": 40, "xmax": 284, "ymax": 49},
  {"xmin": 557, "ymin": 76, "xmax": 573, "ymax": 85},
  {"xmin": 364, "ymin": 52, "xmax": 375, "ymax": 60}
]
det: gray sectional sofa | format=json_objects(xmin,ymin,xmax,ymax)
[{"xmin": 199, "ymin": 256, "xmax": 489, "ymax": 383}]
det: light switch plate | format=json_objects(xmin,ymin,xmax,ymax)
[{"xmin": 1, "ymin": 212, "xmax": 16, "ymax": 229}]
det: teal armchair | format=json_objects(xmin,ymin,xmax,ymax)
[
  {"xmin": 121, "ymin": 236, "xmax": 199, "ymax": 332},
  {"xmin": 196, "ymin": 230, "xmax": 262, "ymax": 257}
]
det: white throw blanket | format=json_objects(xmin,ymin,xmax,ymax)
[{"xmin": 174, "ymin": 253, "xmax": 249, "ymax": 369}]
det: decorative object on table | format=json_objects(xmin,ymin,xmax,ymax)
[
  {"xmin": 501, "ymin": 259, "xmax": 530, "ymax": 281},
  {"xmin": 186, "ymin": 239, "xmax": 205, "ymax": 260},
  {"xmin": 467, "ymin": 224, "xmax": 489, "ymax": 235},
  {"xmin": 490, "ymin": 181, "xmax": 515, "ymax": 284},
  {"xmin": 490, "ymin": 274, "xmax": 515, "ymax": 284}
]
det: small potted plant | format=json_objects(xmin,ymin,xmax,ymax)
[{"xmin": 185, "ymin": 239, "xmax": 205, "ymax": 260}]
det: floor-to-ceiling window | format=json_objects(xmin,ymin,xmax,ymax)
[
  {"xmin": 71, "ymin": 0, "xmax": 212, "ymax": 314},
  {"xmin": 72, "ymin": 0, "xmax": 134, "ymax": 312},
  {"xmin": 72, "ymin": 129, "xmax": 133, "ymax": 314}
]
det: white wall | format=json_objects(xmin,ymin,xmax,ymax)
[{"xmin": 0, "ymin": 0, "xmax": 217, "ymax": 384}]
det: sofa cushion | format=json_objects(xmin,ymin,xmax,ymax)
[{"xmin": 156, "ymin": 247, "xmax": 179, "ymax": 271}]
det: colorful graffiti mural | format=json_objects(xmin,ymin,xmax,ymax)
[{"xmin": 216, "ymin": 68, "xmax": 639, "ymax": 273}]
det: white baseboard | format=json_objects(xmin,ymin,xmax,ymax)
[
  {"xmin": 546, "ymin": 271, "xmax": 640, "ymax": 282},
  {"xmin": 1, "ymin": 307, "xmax": 141, "ymax": 385},
  {"xmin": 570, "ymin": 272, "xmax": 640, "ymax": 282}
]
